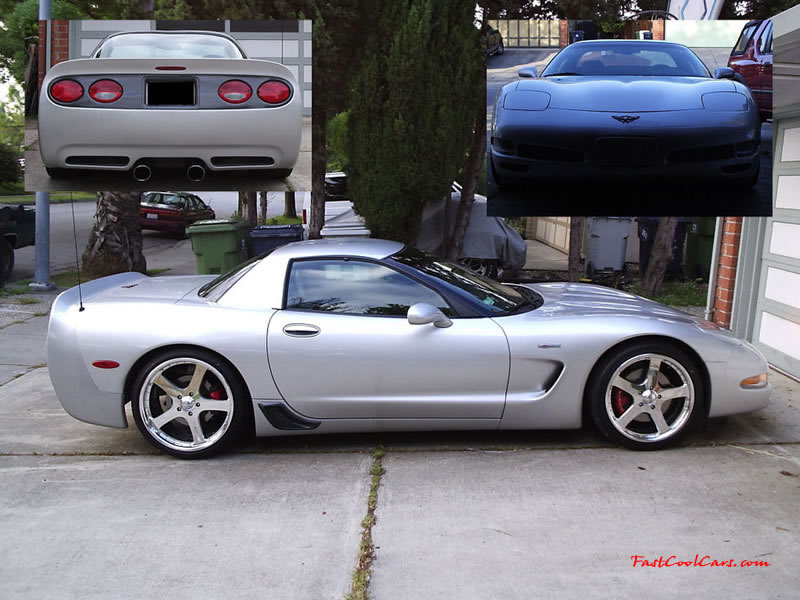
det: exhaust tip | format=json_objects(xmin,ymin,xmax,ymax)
[
  {"xmin": 187, "ymin": 164, "xmax": 206, "ymax": 182},
  {"xmin": 133, "ymin": 164, "xmax": 152, "ymax": 182}
]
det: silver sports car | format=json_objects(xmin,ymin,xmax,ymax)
[
  {"xmin": 38, "ymin": 30, "xmax": 301, "ymax": 182},
  {"xmin": 490, "ymin": 40, "xmax": 761, "ymax": 186},
  {"xmin": 47, "ymin": 239, "xmax": 770, "ymax": 458}
]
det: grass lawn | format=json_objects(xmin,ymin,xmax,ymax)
[
  {"xmin": 630, "ymin": 278, "xmax": 708, "ymax": 307},
  {"xmin": 262, "ymin": 215, "xmax": 302, "ymax": 226},
  {"xmin": 1, "ymin": 268, "xmax": 171, "ymax": 298},
  {"xmin": 0, "ymin": 191, "xmax": 97, "ymax": 205}
]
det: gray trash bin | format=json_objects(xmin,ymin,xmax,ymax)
[{"xmin": 584, "ymin": 217, "xmax": 633, "ymax": 278}]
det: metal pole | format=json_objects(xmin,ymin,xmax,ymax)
[{"xmin": 31, "ymin": 0, "xmax": 54, "ymax": 291}]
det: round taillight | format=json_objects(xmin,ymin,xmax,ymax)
[
  {"xmin": 50, "ymin": 79, "xmax": 84, "ymax": 103},
  {"xmin": 218, "ymin": 80, "xmax": 252, "ymax": 104},
  {"xmin": 89, "ymin": 79, "xmax": 123, "ymax": 103},
  {"xmin": 257, "ymin": 80, "xmax": 291, "ymax": 104}
]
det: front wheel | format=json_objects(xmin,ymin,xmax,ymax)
[
  {"xmin": 131, "ymin": 349, "xmax": 250, "ymax": 459},
  {"xmin": 588, "ymin": 342, "xmax": 704, "ymax": 450}
]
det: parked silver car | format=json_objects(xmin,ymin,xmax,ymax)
[{"xmin": 47, "ymin": 239, "xmax": 770, "ymax": 458}]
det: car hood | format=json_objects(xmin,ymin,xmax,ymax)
[
  {"xmin": 511, "ymin": 76, "xmax": 736, "ymax": 112},
  {"xmin": 521, "ymin": 282, "xmax": 724, "ymax": 328}
]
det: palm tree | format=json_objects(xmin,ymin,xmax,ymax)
[{"xmin": 81, "ymin": 191, "xmax": 146, "ymax": 278}]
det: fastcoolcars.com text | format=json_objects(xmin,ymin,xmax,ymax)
[{"xmin": 630, "ymin": 555, "xmax": 770, "ymax": 568}]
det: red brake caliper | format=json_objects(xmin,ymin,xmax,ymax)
[
  {"xmin": 612, "ymin": 387, "xmax": 633, "ymax": 416},
  {"xmin": 209, "ymin": 389, "xmax": 224, "ymax": 400}
]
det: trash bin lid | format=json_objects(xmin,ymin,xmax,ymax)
[{"xmin": 186, "ymin": 219, "xmax": 249, "ymax": 233}]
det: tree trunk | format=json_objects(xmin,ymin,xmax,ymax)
[
  {"xmin": 568, "ymin": 217, "xmax": 584, "ymax": 282},
  {"xmin": 238, "ymin": 191, "xmax": 258, "ymax": 227},
  {"xmin": 259, "ymin": 191, "xmax": 268, "ymax": 223},
  {"xmin": 445, "ymin": 93, "xmax": 487, "ymax": 260},
  {"xmin": 310, "ymin": 113, "xmax": 326, "ymax": 239},
  {"xmin": 284, "ymin": 191, "xmax": 297, "ymax": 219},
  {"xmin": 641, "ymin": 216, "xmax": 678, "ymax": 296},
  {"xmin": 81, "ymin": 191, "xmax": 146, "ymax": 278}
]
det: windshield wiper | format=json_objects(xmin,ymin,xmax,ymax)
[{"xmin": 543, "ymin": 72, "xmax": 582, "ymax": 77}]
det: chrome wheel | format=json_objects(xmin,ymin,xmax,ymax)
[
  {"xmin": 605, "ymin": 353, "xmax": 694, "ymax": 443},
  {"xmin": 135, "ymin": 354, "xmax": 238, "ymax": 456}
]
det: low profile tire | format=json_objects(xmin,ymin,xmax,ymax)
[
  {"xmin": 131, "ymin": 349, "xmax": 250, "ymax": 459},
  {"xmin": 498, "ymin": 41, "xmax": 504, "ymax": 55},
  {"xmin": 266, "ymin": 168, "xmax": 293, "ymax": 180},
  {"xmin": 0, "ymin": 238, "xmax": 14, "ymax": 284},
  {"xmin": 588, "ymin": 341, "xmax": 704, "ymax": 450}
]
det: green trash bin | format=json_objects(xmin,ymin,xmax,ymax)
[
  {"xmin": 685, "ymin": 217, "xmax": 716, "ymax": 282},
  {"xmin": 186, "ymin": 219, "xmax": 250, "ymax": 275}
]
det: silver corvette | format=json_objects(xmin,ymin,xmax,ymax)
[
  {"xmin": 47, "ymin": 239, "xmax": 770, "ymax": 458},
  {"xmin": 38, "ymin": 30, "xmax": 301, "ymax": 182}
]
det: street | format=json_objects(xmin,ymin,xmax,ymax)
[{"xmin": 5, "ymin": 191, "xmax": 305, "ymax": 284}]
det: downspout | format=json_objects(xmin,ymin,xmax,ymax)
[{"xmin": 704, "ymin": 216, "xmax": 724, "ymax": 320}]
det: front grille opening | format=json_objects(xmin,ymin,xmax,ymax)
[
  {"xmin": 667, "ymin": 145, "xmax": 736, "ymax": 164},
  {"xmin": 211, "ymin": 156, "xmax": 275, "ymax": 167},
  {"xmin": 65, "ymin": 156, "xmax": 129, "ymax": 166},
  {"xmin": 147, "ymin": 80, "xmax": 196, "ymax": 106},
  {"xmin": 517, "ymin": 144, "xmax": 584, "ymax": 163}
]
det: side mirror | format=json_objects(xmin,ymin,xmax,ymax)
[
  {"xmin": 518, "ymin": 66, "xmax": 538, "ymax": 79},
  {"xmin": 714, "ymin": 67, "xmax": 736, "ymax": 80},
  {"xmin": 407, "ymin": 303, "xmax": 452, "ymax": 328}
]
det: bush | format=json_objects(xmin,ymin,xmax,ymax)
[{"xmin": 0, "ymin": 144, "xmax": 22, "ymax": 183}]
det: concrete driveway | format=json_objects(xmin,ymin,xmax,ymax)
[
  {"xmin": 0, "ymin": 294, "xmax": 798, "ymax": 597},
  {"xmin": 23, "ymin": 116, "xmax": 312, "ymax": 193},
  {"xmin": 486, "ymin": 48, "xmax": 773, "ymax": 218}
]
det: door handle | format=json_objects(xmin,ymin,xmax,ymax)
[{"xmin": 283, "ymin": 323, "xmax": 320, "ymax": 338}]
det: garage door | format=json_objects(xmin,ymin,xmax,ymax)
[{"xmin": 752, "ymin": 117, "xmax": 800, "ymax": 377}]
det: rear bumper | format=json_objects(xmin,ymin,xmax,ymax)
[{"xmin": 39, "ymin": 102, "xmax": 301, "ymax": 172}]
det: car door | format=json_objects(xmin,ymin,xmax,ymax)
[{"xmin": 266, "ymin": 258, "xmax": 510, "ymax": 420}]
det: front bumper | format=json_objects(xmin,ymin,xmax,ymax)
[
  {"xmin": 706, "ymin": 340, "xmax": 771, "ymax": 418},
  {"xmin": 491, "ymin": 107, "xmax": 760, "ymax": 182},
  {"xmin": 38, "ymin": 102, "xmax": 301, "ymax": 172}
]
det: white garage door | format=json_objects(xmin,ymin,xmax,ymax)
[{"xmin": 752, "ymin": 117, "xmax": 800, "ymax": 377}]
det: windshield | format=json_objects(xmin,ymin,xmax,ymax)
[
  {"xmin": 391, "ymin": 247, "xmax": 541, "ymax": 315},
  {"xmin": 542, "ymin": 42, "xmax": 710, "ymax": 78},
  {"xmin": 95, "ymin": 33, "xmax": 243, "ymax": 59}
]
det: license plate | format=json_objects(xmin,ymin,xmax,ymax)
[{"xmin": 146, "ymin": 213, "xmax": 158, "ymax": 220}]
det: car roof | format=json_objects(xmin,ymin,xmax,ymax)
[
  {"xmin": 271, "ymin": 238, "xmax": 405, "ymax": 260},
  {"xmin": 570, "ymin": 39, "xmax": 687, "ymax": 48}
]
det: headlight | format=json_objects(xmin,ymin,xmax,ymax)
[
  {"xmin": 701, "ymin": 92, "xmax": 749, "ymax": 112},
  {"xmin": 503, "ymin": 90, "xmax": 551, "ymax": 111}
]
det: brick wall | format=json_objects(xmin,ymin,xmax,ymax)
[
  {"xmin": 36, "ymin": 20, "xmax": 71, "ymax": 95},
  {"xmin": 712, "ymin": 217, "xmax": 743, "ymax": 328},
  {"xmin": 559, "ymin": 20, "xmax": 568, "ymax": 48}
]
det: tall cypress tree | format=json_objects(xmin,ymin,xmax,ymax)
[{"xmin": 346, "ymin": 0, "xmax": 482, "ymax": 244}]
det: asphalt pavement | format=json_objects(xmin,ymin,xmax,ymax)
[
  {"xmin": 0, "ymin": 246, "xmax": 798, "ymax": 597},
  {"xmin": 486, "ymin": 48, "xmax": 774, "ymax": 217}
]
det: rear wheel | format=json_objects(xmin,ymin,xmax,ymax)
[
  {"xmin": 0, "ymin": 238, "xmax": 14, "ymax": 284},
  {"xmin": 131, "ymin": 349, "xmax": 250, "ymax": 459},
  {"xmin": 588, "ymin": 341, "xmax": 704, "ymax": 450}
]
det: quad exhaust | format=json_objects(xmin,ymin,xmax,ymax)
[
  {"xmin": 132, "ymin": 164, "xmax": 152, "ymax": 182},
  {"xmin": 187, "ymin": 164, "xmax": 206, "ymax": 182}
]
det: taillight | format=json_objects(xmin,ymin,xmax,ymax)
[
  {"xmin": 50, "ymin": 79, "xmax": 83, "ymax": 103},
  {"xmin": 257, "ymin": 80, "xmax": 291, "ymax": 104},
  {"xmin": 89, "ymin": 79, "xmax": 123, "ymax": 103},
  {"xmin": 218, "ymin": 80, "xmax": 252, "ymax": 103}
]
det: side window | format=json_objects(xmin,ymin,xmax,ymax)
[
  {"xmin": 758, "ymin": 22, "xmax": 773, "ymax": 55},
  {"xmin": 286, "ymin": 259, "xmax": 454, "ymax": 316},
  {"xmin": 732, "ymin": 22, "xmax": 757, "ymax": 55}
]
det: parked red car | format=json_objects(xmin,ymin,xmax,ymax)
[
  {"xmin": 728, "ymin": 19, "xmax": 773, "ymax": 120},
  {"xmin": 140, "ymin": 191, "xmax": 215, "ymax": 237}
]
